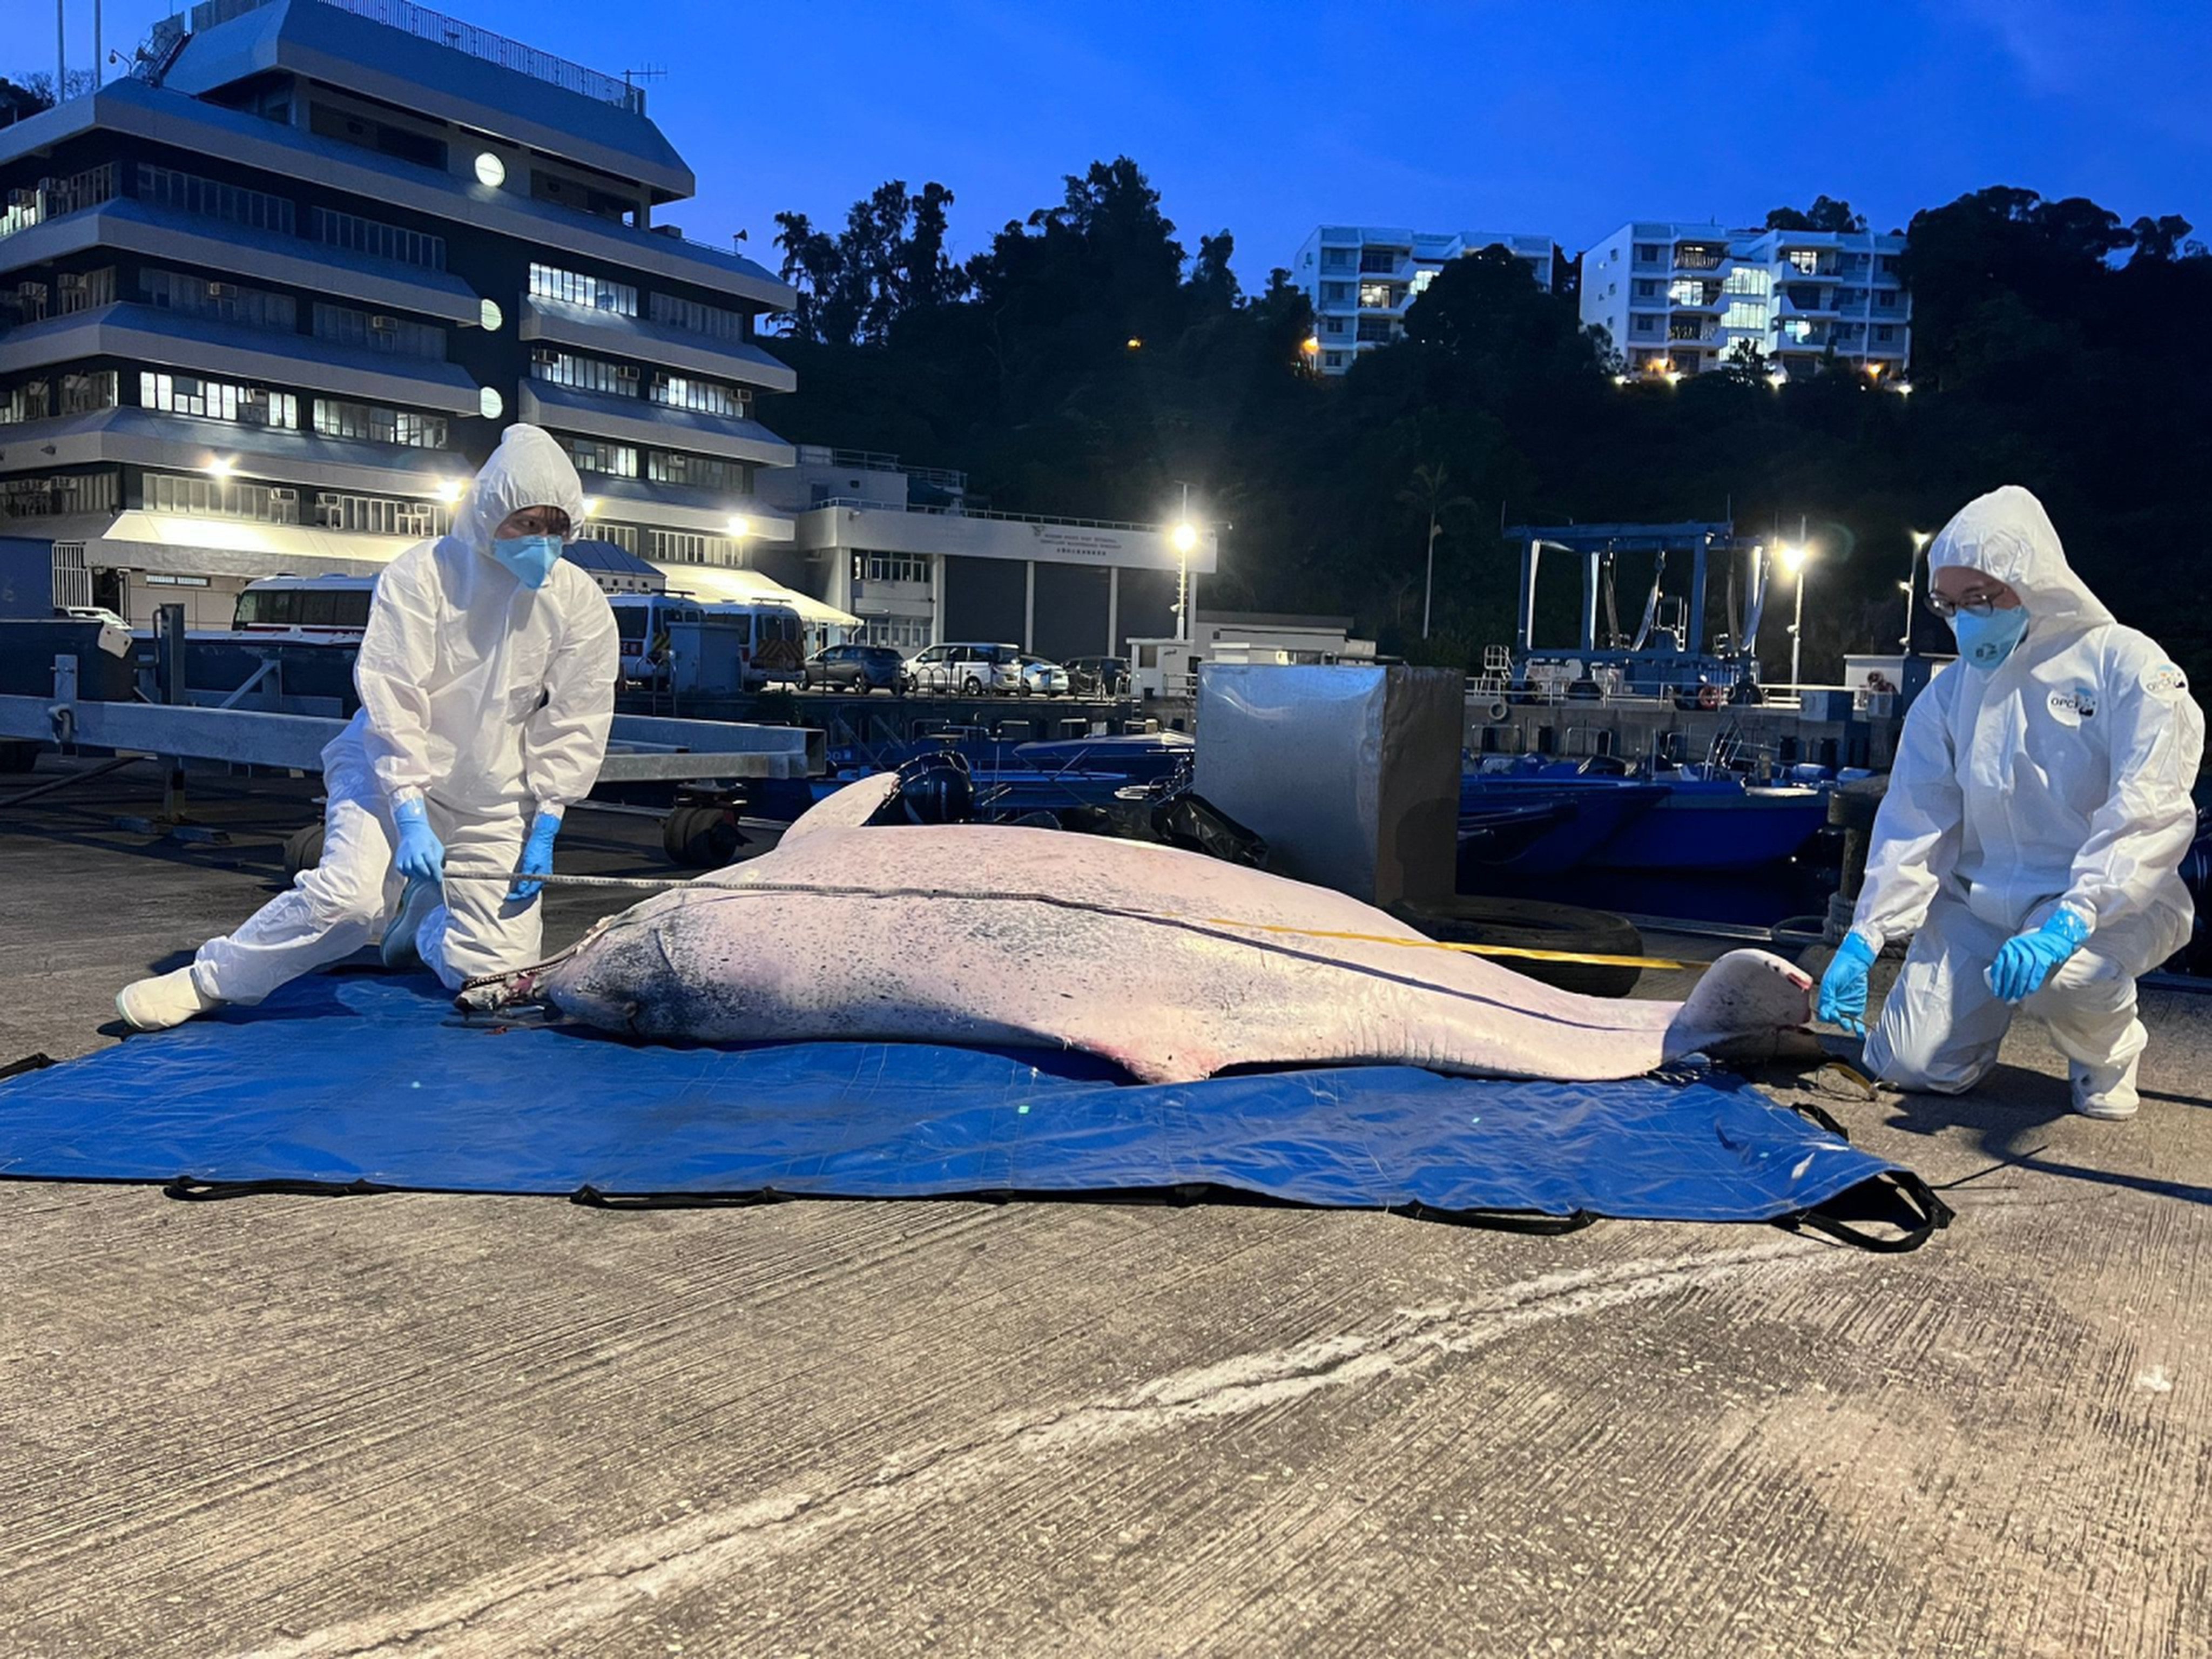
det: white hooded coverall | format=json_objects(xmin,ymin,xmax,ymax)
[
  {"xmin": 192, "ymin": 425, "xmax": 620, "ymax": 999},
  {"xmin": 1851, "ymin": 486, "xmax": 2203, "ymax": 1115}
]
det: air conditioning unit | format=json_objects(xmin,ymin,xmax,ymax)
[
  {"xmin": 207, "ymin": 282, "xmax": 234, "ymax": 298},
  {"xmin": 58, "ymin": 273, "xmax": 86, "ymax": 293},
  {"xmin": 370, "ymin": 314, "xmax": 399, "ymax": 332}
]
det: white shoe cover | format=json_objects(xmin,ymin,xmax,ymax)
[{"xmin": 116, "ymin": 966, "xmax": 222, "ymax": 1033}]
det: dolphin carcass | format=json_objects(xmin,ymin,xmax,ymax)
[{"xmin": 458, "ymin": 773, "xmax": 1814, "ymax": 1084}]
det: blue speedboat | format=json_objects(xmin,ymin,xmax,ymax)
[
  {"xmin": 1458, "ymin": 766, "xmax": 1668, "ymax": 876},
  {"xmin": 1581, "ymin": 774, "xmax": 1829, "ymax": 870}
]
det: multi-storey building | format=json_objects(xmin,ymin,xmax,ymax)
[
  {"xmin": 1291, "ymin": 225, "xmax": 1554, "ymax": 376},
  {"xmin": 1579, "ymin": 221, "xmax": 1912, "ymax": 381},
  {"xmin": 0, "ymin": 0, "xmax": 799, "ymax": 628}
]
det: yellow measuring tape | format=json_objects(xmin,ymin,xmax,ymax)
[{"xmin": 448, "ymin": 868, "xmax": 1689, "ymax": 973}]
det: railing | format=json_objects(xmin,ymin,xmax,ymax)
[
  {"xmin": 188, "ymin": 0, "xmax": 646, "ymax": 111},
  {"xmin": 814, "ymin": 497, "xmax": 1184, "ymax": 536},
  {"xmin": 0, "ymin": 164, "xmax": 119, "ymax": 242},
  {"xmin": 797, "ymin": 446, "xmax": 968, "ymax": 491}
]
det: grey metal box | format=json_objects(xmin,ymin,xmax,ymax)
[{"xmin": 1195, "ymin": 663, "xmax": 1462, "ymax": 908}]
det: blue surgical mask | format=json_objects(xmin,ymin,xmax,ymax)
[
  {"xmin": 1952, "ymin": 605, "xmax": 2028, "ymax": 670},
  {"xmin": 491, "ymin": 534, "xmax": 562, "ymax": 591}
]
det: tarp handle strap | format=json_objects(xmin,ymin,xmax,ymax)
[
  {"xmin": 0, "ymin": 1053, "xmax": 56, "ymax": 1084},
  {"xmin": 1790, "ymin": 1098, "xmax": 1854, "ymax": 1139},
  {"xmin": 570, "ymin": 1184, "xmax": 786, "ymax": 1210},
  {"xmin": 1783, "ymin": 1171, "xmax": 1954, "ymax": 1254},
  {"xmin": 164, "ymin": 1176, "xmax": 392, "ymax": 1202}
]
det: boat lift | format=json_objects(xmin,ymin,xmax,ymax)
[{"xmin": 1501, "ymin": 521, "xmax": 1768, "ymax": 700}]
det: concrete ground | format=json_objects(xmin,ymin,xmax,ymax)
[{"xmin": 1, "ymin": 757, "xmax": 2207, "ymax": 1659}]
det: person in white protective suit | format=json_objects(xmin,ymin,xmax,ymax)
[
  {"xmin": 116, "ymin": 425, "xmax": 619, "ymax": 1029},
  {"xmin": 1817, "ymin": 485, "xmax": 2203, "ymax": 1120}
]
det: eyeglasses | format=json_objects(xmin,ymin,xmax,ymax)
[{"xmin": 1926, "ymin": 592, "xmax": 2004, "ymax": 619}]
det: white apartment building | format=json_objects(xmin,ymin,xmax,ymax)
[
  {"xmin": 1580, "ymin": 221, "xmax": 1911, "ymax": 381},
  {"xmin": 1292, "ymin": 226, "xmax": 1553, "ymax": 375}
]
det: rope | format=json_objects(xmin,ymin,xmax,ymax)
[{"xmin": 439, "ymin": 866, "xmax": 1689, "ymax": 972}]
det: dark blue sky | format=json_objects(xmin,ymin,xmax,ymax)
[{"xmin": 55, "ymin": 0, "xmax": 2212, "ymax": 282}]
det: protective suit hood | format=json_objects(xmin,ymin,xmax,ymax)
[
  {"xmin": 452, "ymin": 424, "xmax": 586, "ymax": 559},
  {"xmin": 1926, "ymin": 485, "xmax": 2113, "ymax": 639}
]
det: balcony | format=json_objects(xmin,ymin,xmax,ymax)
[
  {"xmin": 0, "ymin": 195, "xmax": 486, "ymax": 323},
  {"xmin": 0, "ymin": 302, "xmax": 485, "ymax": 414},
  {"xmin": 0, "ymin": 404, "xmax": 462, "ymax": 500},
  {"xmin": 579, "ymin": 474, "xmax": 794, "ymax": 543},
  {"xmin": 518, "ymin": 379, "xmax": 795, "ymax": 471},
  {"xmin": 517, "ymin": 299, "xmax": 797, "ymax": 394}
]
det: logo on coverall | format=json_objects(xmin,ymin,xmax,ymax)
[
  {"xmin": 2046, "ymin": 687, "xmax": 2096, "ymax": 726},
  {"xmin": 2146, "ymin": 664, "xmax": 2189, "ymax": 700}
]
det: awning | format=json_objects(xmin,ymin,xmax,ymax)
[
  {"xmin": 649, "ymin": 560, "xmax": 859, "ymax": 628},
  {"xmin": 85, "ymin": 511, "xmax": 421, "ymax": 580}
]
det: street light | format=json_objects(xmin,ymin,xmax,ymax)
[
  {"xmin": 1170, "ymin": 517, "xmax": 1198, "ymax": 644},
  {"xmin": 1902, "ymin": 529, "xmax": 1931, "ymax": 652},
  {"xmin": 1778, "ymin": 541, "xmax": 1813, "ymax": 691},
  {"xmin": 204, "ymin": 456, "xmax": 235, "ymax": 478}
]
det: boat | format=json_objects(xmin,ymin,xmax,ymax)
[
  {"xmin": 1581, "ymin": 773, "xmax": 1830, "ymax": 871},
  {"xmin": 1457, "ymin": 766, "xmax": 1668, "ymax": 877}
]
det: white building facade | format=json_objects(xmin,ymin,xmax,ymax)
[
  {"xmin": 1291, "ymin": 226, "xmax": 1554, "ymax": 376},
  {"xmin": 750, "ymin": 447, "xmax": 1220, "ymax": 664},
  {"xmin": 1579, "ymin": 221, "xmax": 1911, "ymax": 381},
  {"xmin": 0, "ymin": 0, "xmax": 800, "ymax": 630}
]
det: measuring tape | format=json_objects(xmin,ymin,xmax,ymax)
[{"xmin": 438, "ymin": 866, "xmax": 1687, "ymax": 972}]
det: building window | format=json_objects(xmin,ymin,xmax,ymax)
[
  {"xmin": 58, "ymin": 370, "xmax": 117, "ymax": 415},
  {"xmin": 312, "ymin": 491, "xmax": 450, "ymax": 537},
  {"xmin": 0, "ymin": 163, "xmax": 117, "ymax": 240},
  {"xmin": 563, "ymin": 437, "xmax": 639, "ymax": 477},
  {"xmin": 1634, "ymin": 279, "xmax": 1660, "ymax": 298},
  {"xmin": 1877, "ymin": 255, "xmax": 1899, "ymax": 275},
  {"xmin": 1629, "ymin": 316, "xmax": 1661, "ymax": 338},
  {"xmin": 140, "ymin": 268, "xmax": 298, "ymax": 331},
  {"xmin": 0, "ymin": 379, "xmax": 49, "ymax": 423},
  {"xmin": 1323, "ymin": 350, "xmax": 1345, "ymax": 369},
  {"xmin": 55, "ymin": 267, "xmax": 116, "ymax": 313},
  {"xmin": 312, "ymin": 302, "xmax": 446, "ymax": 360},
  {"xmin": 591, "ymin": 522, "xmax": 640, "ymax": 553},
  {"xmin": 648, "ymin": 291, "xmax": 747, "ymax": 341},
  {"xmin": 310, "ymin": 398, "xmax": 447, "ymax": 448},
  {"xmin": 1786, "ymin": 248, "xmax": 1821, "ymax": 275},
  {"xmin": 1358, "ymin": 282, "xmax": 1395, "ymax": 308},
  {"xmin": 1876, "ymin": 325, "xmax": 1896, "ymax": 343},
  {"xmin": 145, "ymin": 471, "xmax": 302, "ymax": 523},
  {"xmin": 1357, "ymin": 250, "xmax": 1398, "ymax": 273},
  {"xmin": 1874, "ymin": 292, "xmax": 1900, "ymax": 311},
  {"xmin": 6, "ymin": 280, "xmax": 47, "ymax": 324},
  {"xmin": 1354, "ymin": 319, "xmax": 1393, "ymax": 343},
  {"xmin": 531, "ymin": 348, "xmax": 640, "ymax": 399},
  {"xmin": 1667, "ymin": 278, "xmax": 1707, "ymax": 306},
  {"xmin": 529, "ymin": 264, "xmax": 638, "ymax": 315},
  {"xmin": 137, "ymin": 165, "xmax": 295, "ymax": 235},
  {"xmin": 857, "ymin": 551, "xmax": 929, "ymax": 584},
  {"xmin": 140, "ymin": 372, "xmax": 298, "ymax": 428},
  {"xmin": 309, "ymin": 206, "xmax": 445, "ymax": 270},
  {"xmin": 0, "ymin": 471, "xmax": 119, "ymax": 520},
  {"xmin": 1320, "ymin": 249, "xmax": 1354, "ymax": 271},
  {"xmin": 1323, "ymin": 317, "xmax": 1347, "ymax": 336},
  {"xmin": 1633, "ymin": 244, "xmax": 1663, "ymax": 265},
  {"xmin": 859, "ymin": 614, "xmax": 930, "ymax": 651},
  {"xmin": 648, "ymin": 528, "xmax": 744, "ymax": 567},
  {"xmin": 1667, "ymin": 318, "xmax": 1705, "ymax": 342},
  {"xmin": 1722, "ymin": 301, "xmax": 1768, "ymax": 332},
  {"xmin": 650, "ymin": 372, "xmax": 749, "ymax": 418},
  {"xmin": 648, "ymin": 450, "xmax": 751, "ymax": 492},
  {"xmin": 1319, "ymin": 281, "xmax": 1352, "ymax": 304}
]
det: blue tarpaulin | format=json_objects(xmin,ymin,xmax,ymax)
[{"xmin": 0, "ymin": 978, "xmax": 1940, "ymax": 1242}]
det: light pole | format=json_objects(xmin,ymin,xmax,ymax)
[
  {"xmin": 1170, "ymin": 482, "xmax": 1198, "ymax": 643},
  {"xmin": 1901, "ymin": 529, "xmax": 1930, "ymax": 652},
  {"xmin": 1778, "ymin": 540, "xmax": 1812, "ymax": 691},
  {"xmin": 1422, "ymin": 516, "xmax": 1441, "ymax": 640}
]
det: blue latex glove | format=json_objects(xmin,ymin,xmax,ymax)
[
  {"xmin": 1988, "ymin": 908, "xmax": 2090, "ymax": 1003},
  {"xmin": 507, "ymin": 810, "xmax": 562, "ymax": 903},
  {"xmin": 391, "ymin": 796, "xmax": 444, "ymax": 886},
  {"xmin": 1817, "ymin": 932, "xmax": 1879, "ymax": 1036}
]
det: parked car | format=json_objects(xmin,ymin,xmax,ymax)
[
  {"xmin": 1016, "ymin": 655, "xmax": 1071, "ymax": 696},
  {"xmin": 804, "ymin": 642, "xmax": 906, "ymax": 693},
  {"xmin": 902, "ymin": 641, "xmax": 1025, "ymax": 696},
  {"xmin": 1065, "ymin": 655, "xmax": 1131, "ymax": 698}
]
